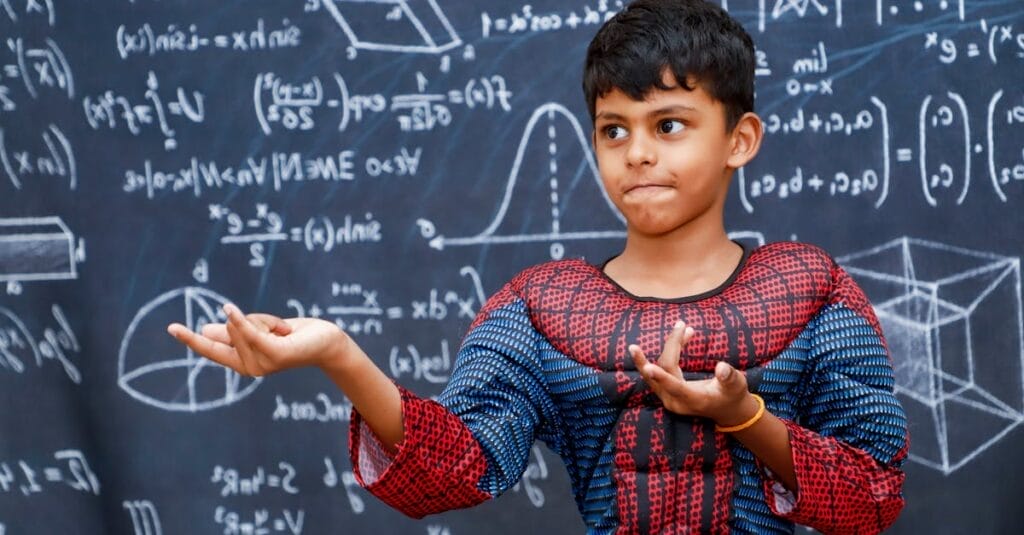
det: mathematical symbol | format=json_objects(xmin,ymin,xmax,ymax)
[
  {"xmin": 411, "ymin": 301, "xmax": 428, "ymax": 319},
  {"xmin": 32, "ymin": 60, "xmax": 54, "ymax": 87},
  {"xmin": 232, "ymin": 32, "xmax": 248, "ymax": 50},
  {"xmin": 25, "ymin": 0, "xmax": 44, "ymax": 14},
  {"xmin": 772, "ymin": 0, "xmax": 828, "ymax": 19},
  {"xmin": 256, "ymin": 203, "xmax": 269, "ymax": 218},
  {"xmin": 456, "ymin": 298, "xmax": 475, "ymax": 318},
  {"xmin": 1000, "ymin": 26, "xmax": 1014, "ymax": 42},
  {"xmin": 311, "ymin": 228, "xmax": 326, "ymax": 245},
  {"xmin": 394, "ymin": 357, "xmax": 413, "ymax": 374},
  {"xmin": 14, "ymin": 151, "xmax": 32, "ymax": 173},
  {"xmin": 818, "ymin": 79, "xmax": 833, "ymax": 94},
  {"xmin": 361, "ymin": 291, "xmax": 379, "ymax": 308},
  {"xmin": 925, "ymin": 32, "xmax": 938, "ymax": 48}
]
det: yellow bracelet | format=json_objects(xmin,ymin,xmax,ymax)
[{"xmin": 715, "ymin": 394, "xmax": 765, "ymax": 433}]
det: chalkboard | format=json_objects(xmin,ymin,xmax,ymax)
[{"xmin": 1, "ymin": 0, "xmax": 1022, "ymax": 533}]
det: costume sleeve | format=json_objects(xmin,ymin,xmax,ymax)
[
  {"xmin": 348, "ymin": 283, "xmax": 555, "ymax": 518},
  {"xmin": 761, "ymin": 262, "xmax": 909, "ymax": 534}
]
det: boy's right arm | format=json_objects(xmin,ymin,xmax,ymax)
[{"xmin": 167, "ymin": 303, "xmax": 403, "ymax": 450}]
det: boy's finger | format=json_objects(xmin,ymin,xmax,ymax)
[
  {"xmin": 225, "ymin": 317, "xmax": 257, "ymax": 376},
  {"xmin": 249, "ymin": 313, "xmax": 292, "ymax": 335},
  {"xmin": 631, "ymin": 345, "xmax": 671, "ymax": 392},
  {"xmin": 199, "ymin": 323, "xmax": 230, "ymax": 344},
  {"xmin": 225, "ymin": 304, "xmax": 277, "ymax": 356},
  {"xmin": 714, "ymin": 361, "xmax": 747, "ymax": 393},
  {"xmin": 645, "ymin": 365, "xmax": 691, "ymax": 398},
  {"xmin": 658, "ymin": 321, "xmax": 688, "ymax": 379},
  {"xmin": 629, "ymin": 344, "xmax": 650, "ymax": 373},
  {"xmin": 167, "ymin": 323, "xmax": 244, "ymax": 372}
]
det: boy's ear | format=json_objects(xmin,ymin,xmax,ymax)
[{"xmin": 726, "ymin": 112, "xmax": 763, "ymax": 169}]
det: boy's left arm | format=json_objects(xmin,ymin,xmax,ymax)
[{"xmin": 757, "ymin": 262, "xmax": 909, "ymax": 535}]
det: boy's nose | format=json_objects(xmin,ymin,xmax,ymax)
[{"xmin": 625, "ymin": 135, "xmax": 657, "ymax": 167}]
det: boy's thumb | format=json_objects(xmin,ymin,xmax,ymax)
[{"xmin": 715, "ymin": 361, "xmax": 736, "ymax": 384}]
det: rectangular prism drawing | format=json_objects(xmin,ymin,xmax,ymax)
[
  {"xmin": 0, "ymin": 217, "xmax": 77, "ymax": 281},
  {"xmin": 838, "ymin": 237, "xmax": 1024, "ymax": 474},
  {"xmin": 323, "ymin": 0, "xmax": 461, "ymax": 54}
]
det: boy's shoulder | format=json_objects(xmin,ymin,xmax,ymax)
[
  {"xmin": 750, "ymin": 240, "xmax": 836, "ymax": 269},
  {"xmin": 506, "ymin": 257, "xmax": 596, "ymax": 294},
  {"xmin": 747, "ymin": 240, "xmax": 840, "ymax": 293},
  {"xmin": 753, "ymin": 241, "xmax": 879, "ymax": 324}
]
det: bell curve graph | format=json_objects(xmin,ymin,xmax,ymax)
[{"xmin": 419, "ymin": 102, "xmax": 628, "ymax": 260}]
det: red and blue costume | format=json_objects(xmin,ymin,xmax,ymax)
[{"xmin": 350, "ymin": 242, "xmax": 908, "ymax": 534}]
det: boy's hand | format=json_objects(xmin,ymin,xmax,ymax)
[
  {"xmin": 166, "ymin": 303, "xmax": 350, "ymax": 377},
  {"xmin": 196, "ymin": 312, "xmax": 293, "ymax": 344},
  {"xmin": 629, "ymin": 321, "xmax": 759, "ymax": 427}
]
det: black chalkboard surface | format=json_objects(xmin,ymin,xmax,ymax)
[{"xmin": 2, "ymin": 1, "xmax": 1023, "ymax": 533}]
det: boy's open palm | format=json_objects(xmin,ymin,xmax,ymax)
[
  {"xmin": 630, "ymin": 321, "xmax": 753, "ymax": 425},
  {"xmin": 167, "ymin": 303, "xmax": 345, "ymax": 377}
]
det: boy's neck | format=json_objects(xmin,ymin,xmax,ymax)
[{"xmin": 605, "ymin": 219, "xmax": 744, "ymax": 299}]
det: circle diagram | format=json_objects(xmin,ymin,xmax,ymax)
[{"xmin": 118, "ymin": 287, "xmax": 261, "ymax": 412}]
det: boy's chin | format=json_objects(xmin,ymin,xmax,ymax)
[{"xmin": 626, "ymin": 218, "xmax": 690, "ymax": 238}]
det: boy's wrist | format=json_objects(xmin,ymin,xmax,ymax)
[
  {"xmin": 317, "ymin": 325, "xmax": 358, "ymax": 374},
  {"xmin": 713, "ymin": 392, "xmax": 761, "ymax": 428}
]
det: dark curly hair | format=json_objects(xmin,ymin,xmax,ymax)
[{"xmin": 582, "ymin": 0, "xmax": 756, "ymax": 131}]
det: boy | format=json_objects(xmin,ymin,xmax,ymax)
[{"xmin": 168, "ymin": 1, "xmax": 908, "ymax": 533}]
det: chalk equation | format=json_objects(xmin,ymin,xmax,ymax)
[
  {"xmin": 212, "ymin": 463, "xmax": 300, "ymax": 497},
  {"xmin": 271, "ymin": 392, "xmax": 352, "ymax": 424},
  {"xmin": 923, "ymin": 19, "xmax": 1024, "ymax": 66},
  {"xmin": 254, "ymin": 71, "xmax": 511, "ymax": 135},
  {"xmin": 0, "ymin": 449, "xmax": 99, "ymax": 497},
  {"xmin": 0, "ymin": 303, "xmax": 80, "ymax": 383},
  {"xmin": 83, "ymin": 71, "xmax": 204, "ymax": 151},
  {"xmin": 0, "ymin": 36, "xmax": 72, "ymax": 111},
  {"xmin": 285, "ymin": 266, "xmax": 486, "ymax": 337},
  {"xmin": 122, "ymin": 147, "xmax": 421, "ymax": 199},
  {"xmin": 480, "ymin": 1, "xmax": 622, "ymax": 37},
  {"xmin": 0, "ymin": 125, "xmax": 76, "ymax": 191},
  {"xmin": 211, "ymin": 203, "xmax": 383, "ymax": 268},
  {"xmin": 116, "ymin": 18, "xmax": 301, "ymax": 59},
  {"xmin": 213, "ymin": 507, "xmax": 303, "ymax": 535}
]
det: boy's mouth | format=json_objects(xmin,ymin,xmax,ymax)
[{"xmin": 624, "ymin": 183, "xmax": 674, "ymax": 195}]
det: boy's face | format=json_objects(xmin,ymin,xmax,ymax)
[{"xmin": 592, "ymin": 72, "xmax": 744, "ymax": 237}]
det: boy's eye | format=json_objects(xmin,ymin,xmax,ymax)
[
  {"xmin": 658, "ymin": 119, "xmax": 685, "ymax": 134},
  {"xmin": 604, "ymin": 125, "xmax": 628, "ymax": 140}
]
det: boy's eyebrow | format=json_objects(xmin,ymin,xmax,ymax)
[{"xmin": 595, "ymin": 105, "xmax": 698, "ymax": 122}]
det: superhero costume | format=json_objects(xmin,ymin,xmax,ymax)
[{"xmin": 349, "ymin": 241, "xmax": 908, "ymax": 534}]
